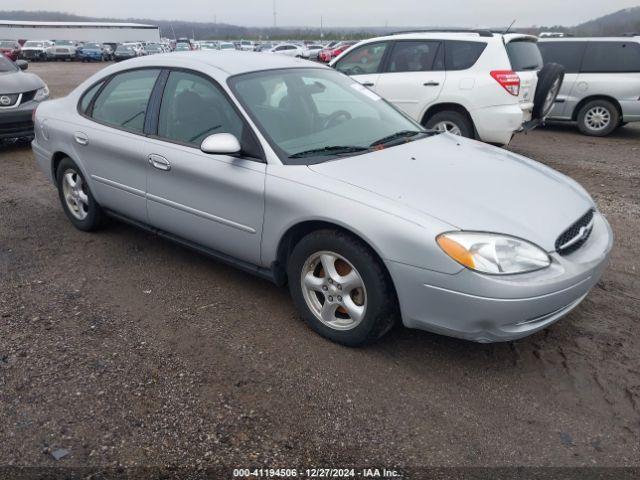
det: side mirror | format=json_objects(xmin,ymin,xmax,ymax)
[
  {"xmin": 200, "ymin": 133, "xmax": 242, "ymax": 155},
  {"xmin": 16, "ymin": 60, "xmax": 28, "ymax": 70}
]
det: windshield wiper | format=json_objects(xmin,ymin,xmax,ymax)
[
  {"xmin": 369, "ymin": 130, "xmax": 427, "ymax": 147},
  {"xmin": 289, "ymin": 145, "xmax": 370, "ymax": 159}
]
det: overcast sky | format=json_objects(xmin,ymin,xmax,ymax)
[{"xmin": 16, "ymin": 0, "xmax": 640, "ymax": 27}]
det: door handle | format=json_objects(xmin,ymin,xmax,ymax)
[
  {"xmin": 361, "ymin": 82, "xmax": 375, "ymax": 87},
  {"xmin": 148, "ymin": 154, "xmax": 171, "ymax": 171},
  {"xmin": 423, "ymin": 81, "xmax": 440, "ymax": 87},
  {"xmin": 74, "ymin": 132, "xmax": 89, "ymax": 145}
]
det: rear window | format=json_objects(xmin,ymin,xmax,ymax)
[
  {"xmin": 506, "ymin": 40, "xmax": 543, "ymax": 71},
  {"xmin": 581, "ymin": 41, "xmax": 640, "ymax": 73},
  {"xmin": 445, "ymin": 41, "xmax": 487, "ymax": 70},
  {"xmin": 538, "ymin": 41, "xmax": 586, "ymax": 73}
]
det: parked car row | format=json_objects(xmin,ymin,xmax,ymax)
[{"xmin": 0, "ymin": 39, "xmax": 174, "ymax": 62}]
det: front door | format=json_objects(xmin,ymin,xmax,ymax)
[{"xmin": 145, "ymin": 70, "xmax": 266, "ymax": 265}]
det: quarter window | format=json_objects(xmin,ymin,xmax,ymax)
[
  {"xmin": 80, "ymin": 81, "xmax": 105, "ymax": 114},
  {"xmin": 581, "ymin": 42, "xmax": 640, "ymax": 73},
  {"xmin": 91, "ymin": 69, "xmax": 160, "ymax": 133},
  {"xmin": 158, "ymin": 71, "xmax": 244, "ymax": 147},
  {"xmin": 506, "ymin": 40, "xmax": 543, "ymax": 71},
  {"xmin": 334, "ymin": 42, "xmax": 388, "ymax": 75},
  {"xmin": 387, "ymin": 41, "xmax": 441, "ymax": 73}
]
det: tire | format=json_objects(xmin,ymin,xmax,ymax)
[
  {"xmin": 424, "ymin": 110, "xmax": 474, "ymax": 138},
  {"xmin": 287, "ymin": 230, "xmax": 398, "ymax": 347},
  {"xmin": 532, "ymin": 63, "xmax": 565, "ymax": 120},
  {"xmin": 576, "ymin": 99, "xmax": 619, "ymax": 137},
  {"xmin": 55, "ymin": 157, "xmax": 106, "ymax": 231}
]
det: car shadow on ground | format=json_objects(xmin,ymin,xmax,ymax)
[{"xmin": 540, "ymin": 121, "xmax": 640, "ymax": 140}]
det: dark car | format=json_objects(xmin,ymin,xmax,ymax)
[
  {"xmin": 113, "ymin": 45, "xmax": 137, "ymax": 62},
  {"xmin": 0, "ymin": 40, "xmax": 21, "ymax": 61},
  {"xmin": 0, "ymin": 56, "xmax": 49, "ymax": 142}
]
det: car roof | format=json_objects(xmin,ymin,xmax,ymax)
[
  {"xmin": 538, "ymin": 36, "xmax": 640, "ymax": 42},
  {"xmin": 105, "ymin": 50, "xmax": 326, "ymax": 77}
]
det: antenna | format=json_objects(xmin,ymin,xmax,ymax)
[
  {"xmin": 273, "ymin": 0, "xmax": 277, "ymax": 28},
  {"xmin": 504, "ymin": 19, "xmax": 516, "ymax": 34}
]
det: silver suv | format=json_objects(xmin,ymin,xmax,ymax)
[{"xmin": 539, "ymin": 37, "xmax": 640, "ymax": 136}]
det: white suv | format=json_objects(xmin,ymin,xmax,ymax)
[{"xmin": 330, "ymin": 30, "xmax": 563, "ymax": 145}]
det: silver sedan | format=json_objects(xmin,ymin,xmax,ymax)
[{"xmin": 31, "ymin": 52, "xmax": 613, "ymax": 346}]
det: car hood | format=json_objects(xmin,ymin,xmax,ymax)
[
  {"xmin": 0, "ymin": 71, "xmax": 44, "ymax": 94},
  {"xmin": 308, "ymin": 134, "xmax": 594, "ymax": 251}
]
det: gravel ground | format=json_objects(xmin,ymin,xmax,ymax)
[{"xmin": 1, "ymin": 62, "xmax": 639, "ymax": 474}]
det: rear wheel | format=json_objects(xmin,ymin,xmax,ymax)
[
  {"xmin": 577, "ymin": 99, "xmax": 619, "ymax": 137},
  {"xmin": 425, "ymin": 111, "xmax": 474, "ymax": 138},
  {"xmin": 56, "ymin": 157, "xmax": 106, "ymax": 231},
  {"xmin": 287, "ymin": 230, "xmax": 398, "ymax": 346}
]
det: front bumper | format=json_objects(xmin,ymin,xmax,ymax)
[
  {"xmin": 387, "ymin": 212, "xmax": 613, "ymax": 343},
  {"xmin": 0, "ymin": 105, "xmax": 35, "ymax": 140}
]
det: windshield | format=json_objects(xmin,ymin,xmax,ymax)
[
  {"xmin": 55, "ymin": 40, "xmax": 75, "ymax": 46},
  {"xmin": 176, "ymin": 43, "xmax": 190, "ymax": 50},
  {"xmin": 229, "ymin": 68, "xmax": 426, "ymax": 165},
  {"xmin": 0, "ymin": 55, "xmax": 17, "ymax": 72},
  {"xmin": 84, "ymin": 43, "xmax": 101, "ymax": 49},
  {"xmin": 0, "ymin": 41, "xmax": 16, "ymax": 48},
  {"xmin": 116, "ymin": 46, "xmax": 133, "ymax": 52},
  {"xmin": 24, "ymin": 41, "xmax": 45, "ymax": 48},
  {"xmin": 220, "ymin": 44, "xmax": 234, "ymax": 49}
]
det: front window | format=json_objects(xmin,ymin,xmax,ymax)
[
  {"xmin": 335, "ymin": 42, "xmax": 388, "ymax": 75},
  {"xmin": 229, "ymin": 68, "xmax": 426, "ymax": 165},
  {"xmin": 158, "ymin": 71, "xmax": 244, "ymax": 147}
]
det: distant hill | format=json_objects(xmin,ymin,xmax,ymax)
[
  {"xmin": 1, "ymin": 8, "xmax": 640, "ymax": 40},
  {"xmin": 574, "ymin": 7, "xmax": 640, "ymax": 36}
]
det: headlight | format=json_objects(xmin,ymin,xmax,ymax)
[
  {"xmin": 34, "ymin": 85, "xmax": 49, "ymax": 102},
  {"xmin": 437, "ymin": 232, "xmax": 551, "ymax": 275}
]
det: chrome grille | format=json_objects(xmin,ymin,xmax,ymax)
[{"xmin": 555, "ymin": 209, "xmax": 595, "ymax": 256}]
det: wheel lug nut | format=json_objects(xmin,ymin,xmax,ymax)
[
  {"xmin": 337, "ymin": 296, "xmax": 342, "ymax": 302},
  {"xmin": 322, "ymin": 286, "xmax": 328, "ymax": 291},
  {"xmin": 328, "ymin": 296, "xmax": 334, "ymax": 302},
  {"xmin": 337, "ymin": 285, "xmax": 342, "ymax": 290}
]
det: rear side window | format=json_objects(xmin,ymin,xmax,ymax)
[
  {"xmin": 445, "ymin": 41, "xmax": 486, "ymax": 71},
  {"xmin": 581, "ymin": 42, "xmax": 640, "ymax": 73},
  {"xmin": 538, "ymin": 42, "xmax": 586, "ymax": 74},
  {"xmin": 506, "ymin": 40, "xmax": 543, "ymax": 71},
  {"xmin": 91, "ymin": 69, "xmax": 160, "ymax": 133},
  {"xmin": 387, "ymin": 41, "xmax": 442, "ymax": 72}
]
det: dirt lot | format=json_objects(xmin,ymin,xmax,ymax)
[{"xmin": 1, "ymin": 62, "xmax": 639, "ymax": 473}]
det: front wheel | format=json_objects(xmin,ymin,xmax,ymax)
[
  {"xmin": 287, "ymin": 230, "xmax": 398, "ymax": 346},
  {"xmin": 56, "ymin": 157, "xmax": 106, "ymax": 231},
  {"xmin": 424, "ymin": 111, "xmax": 474, "ymax": 138}
]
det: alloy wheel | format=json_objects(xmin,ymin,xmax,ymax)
[
  {"xmin": 433, "ymin": 121, "xmax": 462, "ymax": 136},
  {"xmin": 584, "ymin": 106, "xmax": 611, "ymax": 131},
  {"xmin": 300, "ymin": 251, "xmax": 367, "ymax": 331},
  {"xmin": 62, "ymin": 168, "xmax": 89, "ymax": 220}
]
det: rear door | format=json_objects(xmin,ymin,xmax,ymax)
[
  {"xmin": 332, "ymin": 41, "xmax": 390, "ymax": 92},
  {"xmin": 504, "ymin": 35, "xmax": 543, "ymax": 120},
  {"xmin": 538, "ymin": 41, "xmax": 587, "ymax": 118},
  {"xmin": 374, "ymin": 40, "xmax": 445, "ymax": 121}
]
